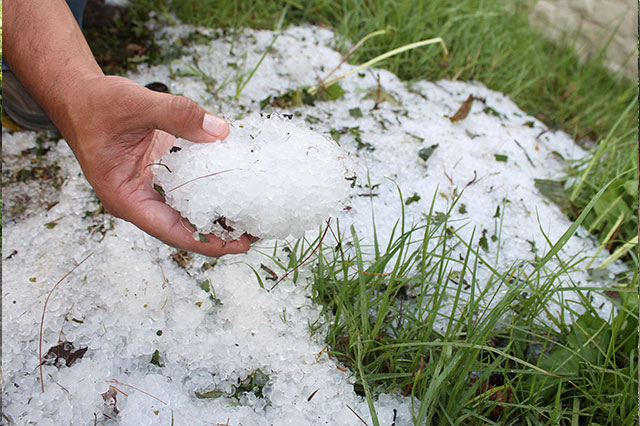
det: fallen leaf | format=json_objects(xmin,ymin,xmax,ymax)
[
  {"xmin": 42, "ymin": 341, "xmax": 88, "ymax": 367},
  {"xmin": 447, "ymin": 94, "xmax": 474, "ymax": 122}
]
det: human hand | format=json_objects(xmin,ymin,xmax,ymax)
[{"xmin": 56, "ymin": 75, "xmax": 252, "ymax": 256}]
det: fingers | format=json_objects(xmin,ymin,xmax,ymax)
[
  {"xmin": 130, "ymin": 197, "xmax": 251, "ymax": 257},
  {"xmin": 145, "ymin": 90, "xmax": 230, "ymax": 142}
]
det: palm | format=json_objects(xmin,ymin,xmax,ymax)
[{"xmin": 64, "ymin": 77, "xmax": 251, "ymax": 256}]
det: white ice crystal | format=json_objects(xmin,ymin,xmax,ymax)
[{"xmin": 153, "ymin": 114, "xmax": 354, "ymax": 241}]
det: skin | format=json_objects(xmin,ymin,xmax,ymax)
[{"xmin": 4, "ymin": 0, "xmax": 252, "ymax": 256}]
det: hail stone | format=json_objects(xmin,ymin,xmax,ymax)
[{"xmin": 153, "ymin": 114, "xmax": 354, "ymax": 241}]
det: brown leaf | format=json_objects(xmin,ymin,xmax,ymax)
[
  {"xmin": 214, "ymin": 216, "xmax": 235, "ymax": 232},
  {"xmin": 102, "ymin": 386, "xmax": 120, "ymax": 417},
  {"xmin": 447, "ymin": 94, "xmax": 475, "ymax": 122},
  {"xmin": 470, "ymin": 372, "xmax": 513, "ymax": 421},
  {"xmin": 260, "ymin": 264, "xmax": 278, "ymax": 281},
  {"xmin": 125, "ymin": 43, "xmax": 146, "ymax": 56},
  {"xmin": 604, "ymin": 289, "xmax": 621, "ymax": 299},
  {"xmin": 171, "ymin": 250, "xmax": 192, "ymax": 269},
  {"xmin": 42, "ymin": 341, "xmax": 88, "ymax": 367}
]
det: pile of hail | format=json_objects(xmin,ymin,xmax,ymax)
[{"xmin": 153, "ymin": 114, "xmax": 355, "ymax": 241}]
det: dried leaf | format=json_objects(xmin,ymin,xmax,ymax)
[
  {"xmin": 171, "ymin": 250, "xmax": 192, "ymax": 269},
  {"xmin": 42, "ymin": 341, "xmax": 88, "ymax": 367},
  {"xmin": 260, "ymin": 264, "xmax": 278, "ymax": 281},
  {"xmin": 447, "ymin": 94, "xmax": 474, "ymax": 122}
]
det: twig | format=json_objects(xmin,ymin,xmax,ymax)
[
  {"xmin": 144, "ymin": 162, "xmax": 172, "ymax": 173},
  {"xmin": 106, "ymin": 379, "xmax": 167, "ymax": 405},
  {"xmin": 178, "ymin": 217, "xmax": 194, "ymax": 234},
  {"xmin": 466, "ymin": 171, "xmax": 500, "ymax": 188},
  {"xmin": 109, "ymin": 385, "xmax": 129, "ymax": 397},
  {"xmin": 345, "ymin": 404, "xmax": 369, "ymax": 426},
  {"xmin": 56, "ymin": 382, "xmax": 70, "ymax": 393},
  {"xmin": 513, "ymin": 139, "xmax": 535, "ymax": 167},
  {"xmin": 443, "ymin": 170, "xmax": 455, "ymax": 186},
  {"xmin": 39, "ymin": 253, "xmax": 93, "ymax": 392},
  {"xmin": 465, "ymin": 170, "xmax": 478, "ymax": 187},
  {"xmin": 167, "ymin": 169, "xmax": 238, "ymax": 193},
  {"xmin": 307, "ymin": 388, "xmax": 320, "ymax": 401},
  {"xmin": 535, "ymin": 129, "xmax": 549, "ymax": 140}
]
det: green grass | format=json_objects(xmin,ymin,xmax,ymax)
[
  {"xmin": 279, "ymin": 193, "xmax": 638, "ymax": 425},
  {"xmin": 126, "ymin": 0, "xmax": 638, "ymax": 262}
]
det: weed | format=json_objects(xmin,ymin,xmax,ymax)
[
  {"xmin": 258, "ymin": 185, "xmax": 638, "ymax": 425},
  {"xmin": 195, "ymin": 369, "xmax": 270, "ymax": 403},
  {"xmin": 82, "ymin": 4, "xmax": 165, "ymax": 75}
]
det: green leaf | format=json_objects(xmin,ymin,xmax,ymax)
[
  {"xmin": 316, "ymin": 83, "xmax": 345, "ymax": 101},
  {"xmin": 363, "ymin": 86, "xmax": 398, "ymax": 105},
  {"xmin": 494, "ymin": 154, "xmax": 508, "ymax": 162},
  {"xmin": 405, "ymin": 193, "xmax": 421, "ymax": 205},
  {"xmin": 405, "ymin": 131, "xmax": 424, "ymax": 142},
  {"xmin": 330, "ymin": 128, "xmax": 342, "ymax": 142},
  {"xmin": 464, "ymin": 129, "xmax": 481, "ymax": 139},
  {"xmin": 622, "ymin": 180, "xmax": 638, "ymax": 197},
  {"xmin": 153, "ymin": 184, "xmax": 165, "ymax": 198},
  {"xmin": 539, "ymin": 348, "xmax": 579, "ymax": 382},
  {"xmin": 418, "ymin": 144, "xmax": 439, "ymax": 162},
  {"xmin": 532, "ymin": 173, "xmax": 630, "ymax": 275},
  {"xmin": 300, "ymin": 88, "xmax": 316, "ymax": 105},
  {"xmin": 567, "ymin": 313, "xmax": 607, "ymax": 365},
  {"xmin": 349, "ymin": 107, "xmax": 363, "ymax": 118},
  {"xmin": 195, "ymin": 389, "xmax": 224, "ymax": 399},
  {"xmin": 592, "ymin": 183, "xmax": 630, "ymax": 220},
  {"xmin": 44, "ymin": 219, "xmax": 61, "ymax": 229},
  {"xmin": 150, "ymin": 349, "xmax": 162, "ymax": 367},
  {"xmin": 199, "ymin": 280, "xmax": 211, "ymax": 292},
  {"xmin": 478, "ymin": 235, "xmax": 489, "ymax": 252},
  {"xmin": 483, "ymin": 106, "xmax": 503, "ymax": 117},
  {"xmin": 534, "ymin": 179, "xmax": 574, "ymax": 216}
]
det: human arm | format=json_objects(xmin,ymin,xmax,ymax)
[{"xmin": 3, "ymin": 0, "xmax": 252, "ymax": 256}]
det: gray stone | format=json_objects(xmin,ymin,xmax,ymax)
[{"xmin": 528, "ymin": 0, "xmax": 637, "ymax": 79}]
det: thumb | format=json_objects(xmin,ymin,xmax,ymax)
[{"xmin": 146, "ymin": 90, "xmax": 230, "ymax": 142}]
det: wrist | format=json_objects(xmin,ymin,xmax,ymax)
[{"xmin": 51, "ymin": 71, "xmax": 106, "ymax": 144}]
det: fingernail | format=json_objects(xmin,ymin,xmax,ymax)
[{"xmin": 202, "ymin": 114, "xmax": 228, "ymax": 137}]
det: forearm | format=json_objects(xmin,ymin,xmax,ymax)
[
  {"xmin": 4, "ymin": 1, "xmax": 246, "ymax": 255},
  {"xmin": 3, "ymin": 0, "xmax": 104, "ymax": 133}
]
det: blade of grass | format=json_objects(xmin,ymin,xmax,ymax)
[{"xmin": 309, "ymin": 37, "xmax": 448, "ymax": 95}]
